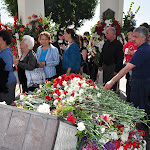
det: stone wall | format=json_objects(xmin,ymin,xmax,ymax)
[{"xmin": 0, "ymin": 104, "xmax": 77, "ymax": 150}]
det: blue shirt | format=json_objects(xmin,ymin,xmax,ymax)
[
  {"xmin": 0, "ymin": 48, "xmax": 16, "ymax": 84},
  {"xmin": 39, "ymin": 49, "xmax": 48, "ymax": 62},
  {"xmin": 36, "ymin": 44, "xmax": 59, "ymax": 78},
  {"xmin": 62, "ymin": 43, "xmax": 81, "ymax": 71},
  {"xmin": 129, "ymin": 42, "xmax": 150, "ymax": 79}
]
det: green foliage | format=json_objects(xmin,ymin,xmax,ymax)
[
  {"xmin": 4, "ymin": 0, "xmax": 98, "ymax": 29},
  {"xmin": 45, "ymin": 0, "xmax": 98, "ymax": 28},
  {"xmin": 3, "ymin": 0, "xmax": 18, "ymax": 16}
]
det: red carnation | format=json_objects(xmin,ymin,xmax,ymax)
[
  {"xmin": 138, "ymin": 130, "xmax": 145, "ymax": 136},
  {"xmin": 45, "ymin": 95, "xmax": 52, "ymax": 101},
  {"xmin": 67, "ymin": 116, "xmax": 75, "ymax": 123}
]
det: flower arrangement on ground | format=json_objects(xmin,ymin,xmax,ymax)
[
  {"xmin": 88, "ymin": 18, "xmax": 126, "ymax": 66},
  {"xmin": 15, "ymin": 73, "xmax": 149, "ymax": 150}
]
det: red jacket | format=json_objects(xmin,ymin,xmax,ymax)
[{"xmin": 123, "ymin": 41, "xmax": 137, "ymax": 63}]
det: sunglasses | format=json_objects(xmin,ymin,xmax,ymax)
[{"xmin": 58, "ymin": 34, "xmax": 63, "ymax": 36}]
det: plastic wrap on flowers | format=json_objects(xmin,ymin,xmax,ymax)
[{"xmin": 15, "ymin": 73, "xmax": 149, "ymax": 150}]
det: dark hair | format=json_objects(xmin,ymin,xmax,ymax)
[
  {"xmin": 140, "ymin": 22, "xmax": 149, "ymax": 29},
  {"xmin": 65, "ymin": 28, "xmax": 79, "ymax": 45},
  {"xmin": 56, "ymin": 29, "xmax": 64, "ymax": 41},
  {"xmin": 83, "ymin": 31, "xmax": 90, "ymax": 36},
  {"xmin": 127, "ymin": 27, "xmax": 135, "ymax": 33},
  {"xmin": 0, "ymin": 30, "xmax": 12, "ymax": 45}
]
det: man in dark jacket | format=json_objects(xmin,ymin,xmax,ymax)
[{"xmin": 99, "ymin": 27, "xmax": 124, "ymax": 91}]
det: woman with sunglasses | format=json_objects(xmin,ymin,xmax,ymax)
[
  {"xmin": 53, "ymin": 29, "xmax": 67, "ymax": 77},
  {"xmin": 62, "ymin": 28, "xmax": 81, "ymax": 74}
]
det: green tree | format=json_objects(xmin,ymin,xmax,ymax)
[
  {"xmin": 3, "ymin": 0, "xmax": 18, "ymax": 17},
  {"xmin": 45, "ymin": 0, "xmax": 98, "ymax": 28},
  {"xmin": 3, "ymin": 0, "xmax": 98, "ymax": 28}
]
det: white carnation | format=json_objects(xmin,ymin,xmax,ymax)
[
  {"xmin": 121, "ymin": 132, "xmax": 129, "ymax": 142},
  {"xmin": 109, "ymin": 132, "xmax": 119, "ymax": 140},
  {"xmin": 77, "ymin": 122, "xmax": 85, "ymax": 131},
  {"xmin": 37, "ymin": 103, "xmax": 50, "ymax": 114}
]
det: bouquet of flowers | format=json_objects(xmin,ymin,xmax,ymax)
[
  {"xmin": 15, "ymin": 73, "xmax": 149, "ymax": 150},
  {"xmin": 122, "ymin": 2, "xmax": 140, "ymax": 40}
]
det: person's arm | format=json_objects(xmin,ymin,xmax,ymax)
[
  {"xmin": 45, "ymin": 47, "xmax": 59, "ymax": 67},
  {"xmin": 104, "ymin": 63, "xmax": 135, "ymax": 90},
  {"xmin": 82, "ymin": 49, "xmax": 87, "ymax": 61},
  {"xmin": 66, "ymin": 67, "xmax": 71, "ymax": 74}
]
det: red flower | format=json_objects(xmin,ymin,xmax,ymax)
[
  {"xmin": 67, "ymin": 116, "xmax": 75, "ymax": 123},
  {"xmin": 13, "ymin": 40, "xmax": 16, "ymax": 44},
  {"xmin": 138, "ymin": 130, "xmax": 145, "ymax": 136},
  {"xmin": 116, "ymin": 140, "xmax": 121, "ymax": 149},
  {"xmin": 78, "ymin": 82, "xmax": 81, "ymax": 87},
  {"xmin": 45, "ymin": 95, "xmax": 52, "ymax": 101},
  {"xmin": 123, "ymin": 143, "xmax": 129, "ymax": 150},
  {"xmin": 32, "ymin": 14, "xmax": 38, "ymax": 18},
  {"xmin": 71, "ymin": 93, "xmax": 75, "ymax": 97},
  {"xmin": 64, "ymin": 91, "xmax": 68, "ymax": 95},
  {"xmin": 14, "ymin": 24, "xmax": 17, "ymax": 28},
  {"xmin": 55, "ymin": 97, "xmax": 61, "ymax": 101},
  {"xmin": 12, "ymin": 51, "xmax": 17, "ymax": 55}
]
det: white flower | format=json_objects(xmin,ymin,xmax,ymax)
[
  {"xmin": 97, "ymin": 93, "xmax": 101, "ymax": 98},
  {"xmin": 101, "ymin": 127, "xmax": 105, "ymax": 133},
  {"xmin": 121, "ymin": 131, "xmax": 129, "ymax": 142},
  {"xmin": 99, "ymin": 134, "xmax": 110, "ymax": 144},
  {"xmin": 124, "ymin": 124, "xmax": 130, "ymax": 133},
  {"xmin": 118, "ymin": 146, "xmax": 124, "ymax": 150},
  {"xmin": 37, "ymin": 103, "xmax": 50, "ymax": 114},
  {"xmin": 77, "ymin": 122, "xmax": 85, "ymax": 131},
  {"xmin": 72, "ymin": 85, "xmax": 80, "ymax": 92},
  {"xmin": 39, "ymin": 84, "xmax": 43, "ymax": 88},
  {"xmin": 0, "ymin": 101, "xmax": 7, "ymax": 105},
  {"xmin": 105, "ymin": 19, "xmax": 112, "ymax": 26},
  {"xmin": 62, "ymin": 80, "xmax": 67, "ymax": 86},
  {"xmin": 53, "ymin": 100, "xmax": 58, "ymax": 106},
  {"xmin": 67, "ymin": 97, "xmax": 75, "ymax": 104},
  {"xmin": 20, "ymin": 94, "xmax": 25, "ymax": 100},
  {"xmin": 79, "ymin": 89, "xmax": 84, "ymax": 95},
  {"xmin": 53, "ymin": 93, "xmax": 58, "ymax": 99},
  {"xmin": 109, "ymin": 132, "xmax": 119, "ymax": 140},
  {"xmin": 59, "ymin": 94, "xmax": 66, "ymax": 99}
]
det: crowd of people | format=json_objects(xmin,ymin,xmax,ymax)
[{"xmin": 0, "ymin": 23, "xmax": 150, "ymax": 117}]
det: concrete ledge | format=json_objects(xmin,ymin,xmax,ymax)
[{"xmin": 0, "ymin": 104, "xmax": 77, "ymax": 150}]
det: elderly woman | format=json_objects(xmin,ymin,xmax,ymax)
[
  {"xmin": 0, "ymin": 30, "xmax": 16, "ymax": 105},
  {"xmin": 104, "ymin": 26, "xmax": 150, "ymax": 115},
  {"xmin": 62, "ymin": 28, "xmax": 81, "ymax": 74},
  {"xmin": 13, "ymin": 35, "xmax": 38, "ymax": 93},
  {"xmin": 36, "ymin": 31, "xmax": 59, "ymax": 81}
]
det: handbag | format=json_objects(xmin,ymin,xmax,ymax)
[{"xmin": 25, "ymin": 68, "xmax": 45, "ymax": 88}]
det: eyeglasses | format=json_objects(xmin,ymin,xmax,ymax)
[{"xmin": 58, "ymin": 34, "xmax": 63, "ymax": 36}]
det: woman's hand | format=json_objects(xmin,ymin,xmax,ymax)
[
  {"xmin": 13, "ymin": 58, "xmax": 19, "ymax": 65},
  {"xmin": 104, "ymin": 80, "xmax": 114, "ymax": 90},
  {"xmin": 38, "ymin": 62, "xmax": 45, "ymax": 67},
  {"xmin": 60, "ymin": 44, "xmax": 66, "ymax": 50}
]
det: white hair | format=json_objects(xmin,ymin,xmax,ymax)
[{"xmin": 23, "ymin": 35, "xmax": 35, "ymax": 50}]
